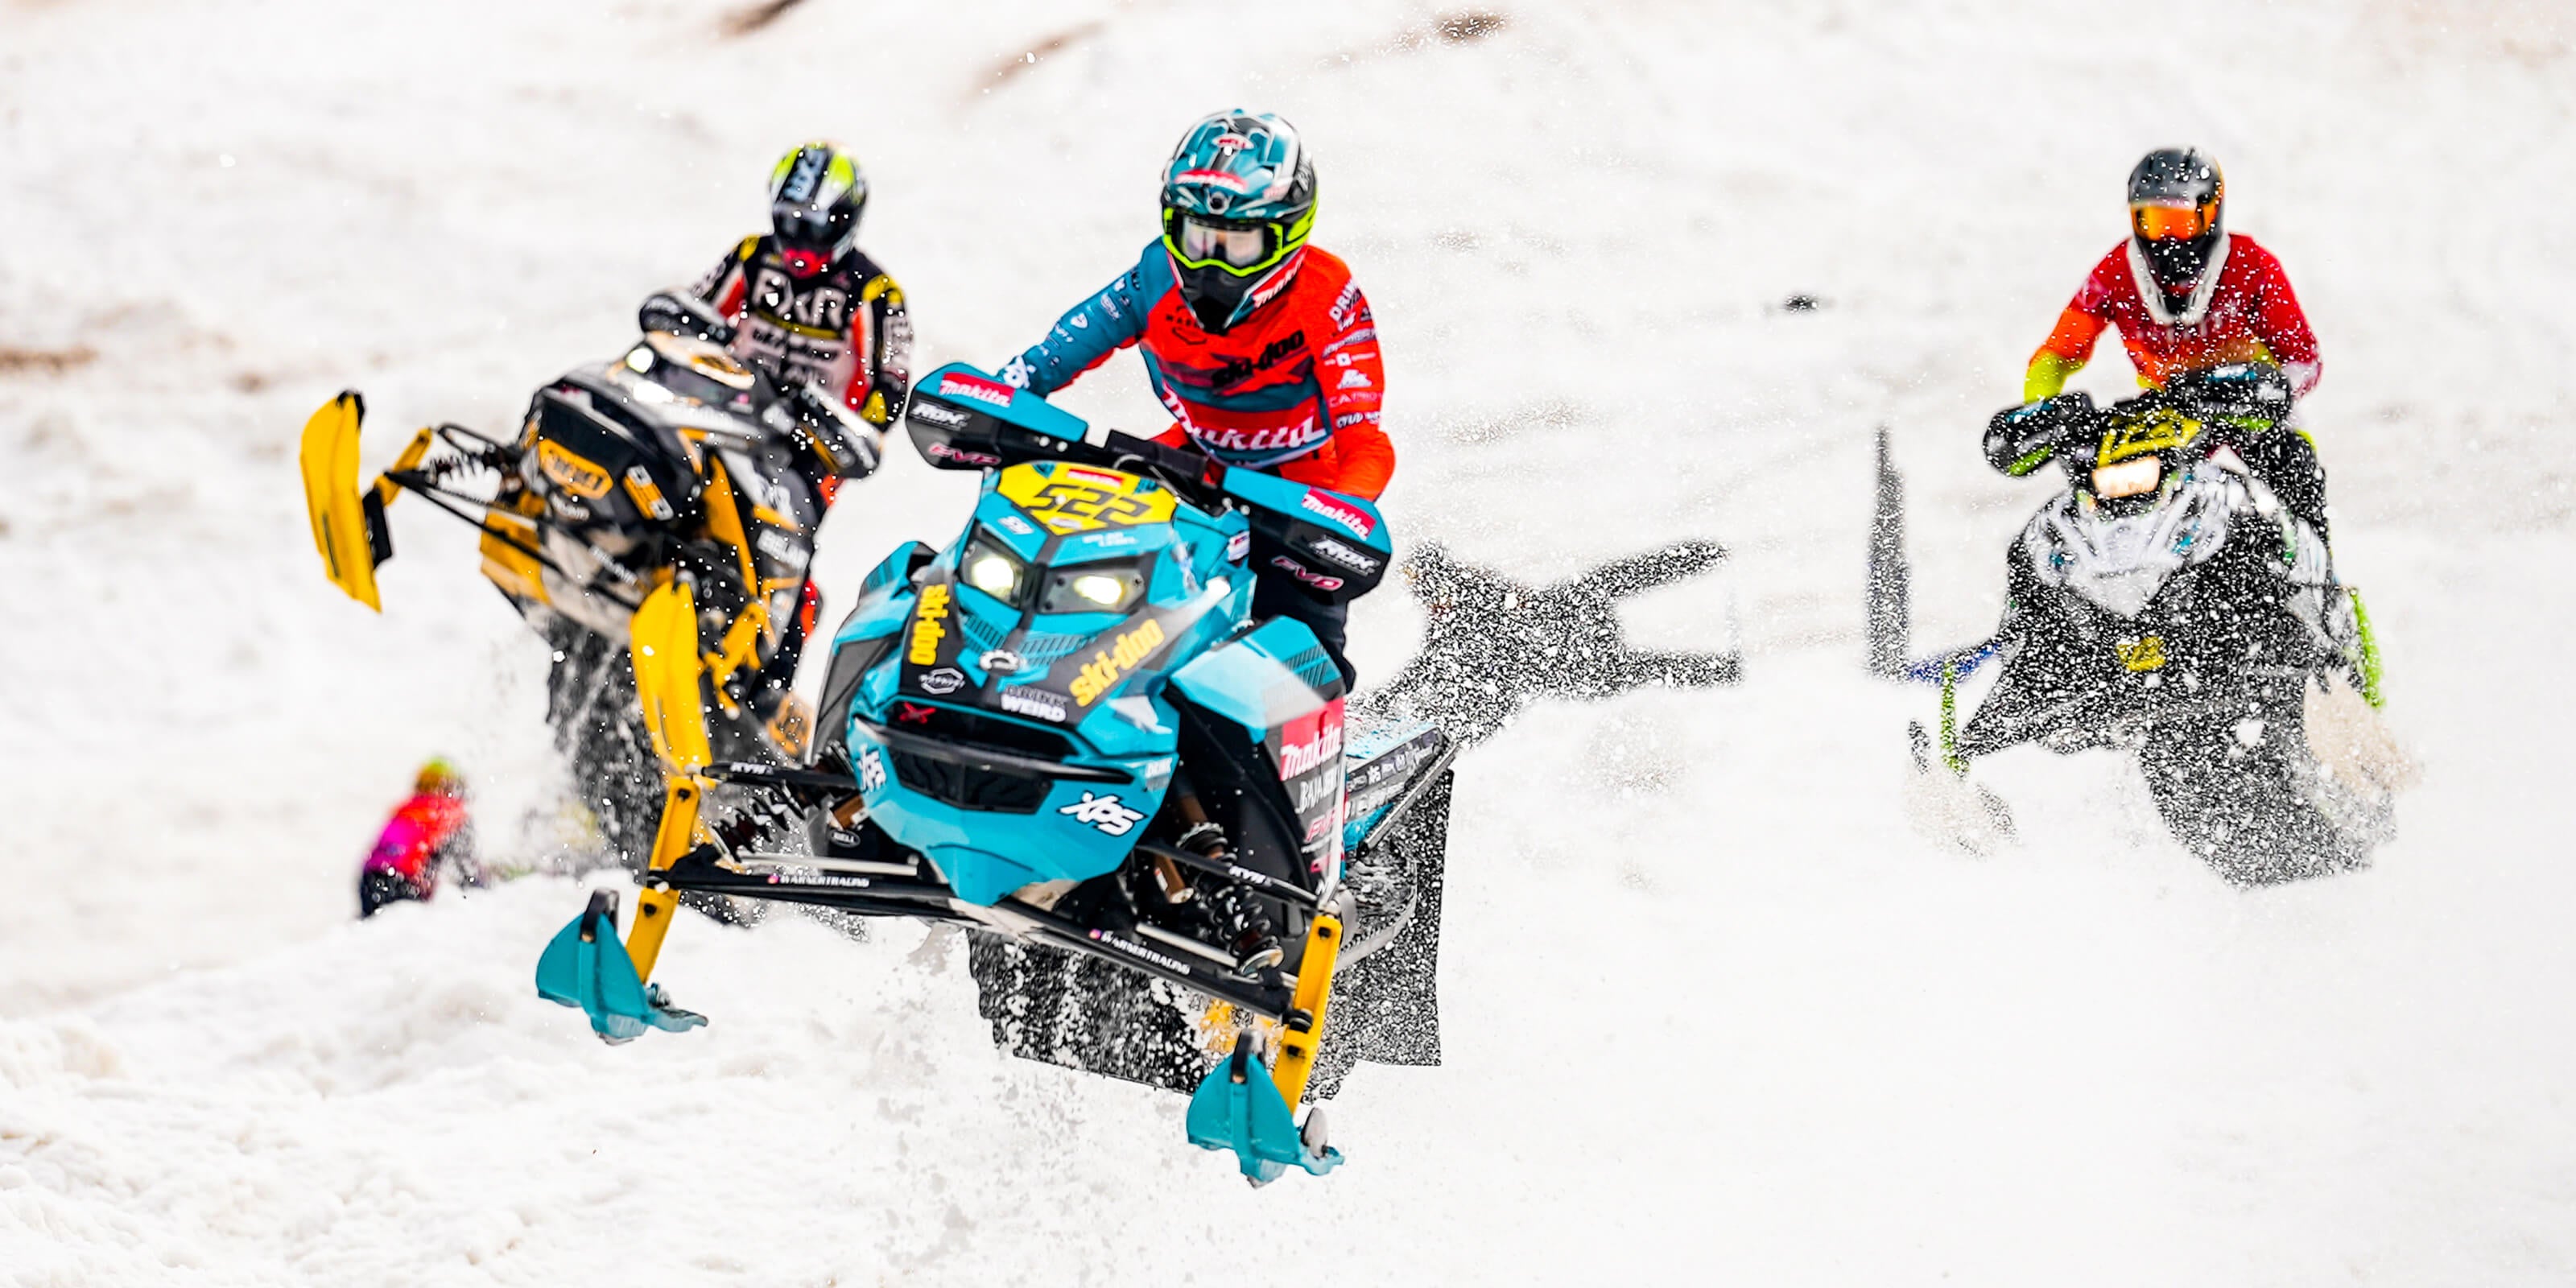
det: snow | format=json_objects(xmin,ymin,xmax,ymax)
[{"xmin": 6, "ymin": 0, "xmax": 2576, "ymax": 1282}]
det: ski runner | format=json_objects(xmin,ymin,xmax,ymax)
[
  {"xmin": 998, "ymin": 109, "xmax": 1390, "ymax": 687},
  {"xmin": 2018, "ymin": 147, "xmax": 2333, "ymax": 539}
]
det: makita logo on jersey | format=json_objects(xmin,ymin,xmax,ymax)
[
  {"xmin": 1298, "ymin": 491, "xmax": 1374, "ymax": 537},
  {"xmin": 1277, "ymin": 720, "xmax": 1344, "ymax": 778},
  {"xmin": 936, "ymin": 372, "xmax": 1016, "ymax": 407},
  {"xmin": 1192, "ymin": 419, "xmax": 1327, "ymax": 456}
]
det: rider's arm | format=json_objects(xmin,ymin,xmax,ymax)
[
  {"xmin": 1302, "ymin": 284, "xmax": 1393, "ymax": 500},
  {"xmin": 851, "ymin": 263, "xmax": 912, "ymax": 427},
  {"xmin": 2022, "ymin": 248, "xmax": 2126, "ymax": 402},
  {"xmin": 690, "ymin": 236, "xmax": 761, "ymax": 320},
  {"xmin": 998, "ymin": 245, "xmax": 1156, "ymax": 396},
  {"xmin": 2245, "ymin": 244, "xmax": 2322, "ymax": 396}
]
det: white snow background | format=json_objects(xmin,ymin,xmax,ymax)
[{"xmin": 4, "ymin": 0, "xmax": 2574, "ymax": 1283}]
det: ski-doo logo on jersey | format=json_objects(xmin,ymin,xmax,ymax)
[
  {"xmin": 997, "ymin": 686, "xmax": 1067, "ymax": 723},
  {"xmin": 1307, "ymin": 536, "xmax": 1381, "ymax": 576},
  {"xmin": 1270, "ymin": 555, "xmax": 1344, "ymax": 592},
  {"xmin": 536, "ymin": 441, "xmax": 613, "ymax": 499},
  {"xmin": 918, "ymin": 667, "xmax": 965, "ymax": 696},
  {"xmin": 907, "ymin": 584, "xmax": 951, "ymax": 665},
  {"xmin": 1069, "ymin": 619, "xmax": 1167, "ymax": 706},
  {"xmin": 1298, "ymin": 491, "xmax": 1373, "ymax": 538},
  {"xmin": 980, "ymin": 650, "xmax": 1026, "ymax": 675},
  {"xmin": 935, "ymin": 372, "xmax": 1016, "ymax": 408},
  {"xmin": 1058, "ymin": 791, "xmax": 1144, "ymax": 836},
  {"xmin": 856, "ymin": 747, "xmax": 886, "ymax": 792}
]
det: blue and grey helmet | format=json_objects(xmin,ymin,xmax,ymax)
[{"xmin": 1158, "ymin": 110, "xmax": 1319, "ymax": 332}]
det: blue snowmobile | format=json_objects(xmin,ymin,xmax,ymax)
[{"xmin": 536, "ymin": 364, "xmax": 1457, "ymax": 1183}]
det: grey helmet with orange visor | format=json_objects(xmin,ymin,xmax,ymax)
[{"xmin": 2128, "ymin": 147, "xmax": 2226, "ymax": 311}]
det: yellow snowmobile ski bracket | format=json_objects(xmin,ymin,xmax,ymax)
[
  {"xmin": 623, "ymin": 774, "xmax": 702, "ymax": 982},
  {"xmin": 298, "ymin": 390, "xmax": 434, "ymax": 612},
  {"xmin": 623, "ymin": 576, "xmax": 716, "ymax": 982},
  {"xmin": 630, "ymin": 578, "xmax": 714, "ymax": 775},
  {"xmin": 1270, "ymin": 912, "xmax": 1344, "ymax": 1108}
]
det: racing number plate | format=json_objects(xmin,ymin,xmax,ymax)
[{"xmin": 996, "ymin": 461, "xmax": 1179, "ymax": 535}]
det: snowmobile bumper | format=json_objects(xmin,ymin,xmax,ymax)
[{"xmin": 534, "ymin": 887, "xmax": 706, "ymax": 1042}]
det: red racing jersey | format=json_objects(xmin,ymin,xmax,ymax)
[
  {"xmin": 2025, "ymin": 233, "xmax": 2320, "ymax": 402},
  {"xmin": 1003, "ymin": 242, "xmax": 1393, "ymax": 500}
]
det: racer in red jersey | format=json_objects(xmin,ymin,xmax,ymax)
[
  {"xmin": 358, "ymin": 759, "xmax": 481, "ymax": 918},
  {"xmin": 1001, "ymin": 110, "xmax": 1389, "ymax": 679},
  {"xmin": 2023, "ymin": 148, "xmax": 2332, "ymax": 536}
]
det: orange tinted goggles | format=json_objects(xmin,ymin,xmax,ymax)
[{"xmin": 2132, "ymin": 203, "xmax": 2214, "ymax": 241}]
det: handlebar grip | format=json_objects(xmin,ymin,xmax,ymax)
[{"xmin": 1984, "ymin": 393, "xmax": 2093, "ymax": 477}]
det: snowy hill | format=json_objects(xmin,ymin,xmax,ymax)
[{"xmin": 5, "ymin": 0, "xmax": 2575, "ymax": 1282}]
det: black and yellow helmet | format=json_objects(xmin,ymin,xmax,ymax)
[{"xmin": 769, "ymin": 141, "xmax": 869, "ymax": 262}]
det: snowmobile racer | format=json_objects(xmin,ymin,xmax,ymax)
[
  {"xmin": 357, "ymin": 758, "xmax": 482, "ymax": 917},
  {"xmin": 2017, "ymin": 148, "xmax": 2334, "ymax": 541},
  {"xmin": 534, "ymin": 363, "xmax": 1457, "ymax": 1183},
  {"xmin": 1893, "ymin": 360, "xmax": 2403, "ymax": 882},
  {"xmin": 997, "ymin": 109, "xmax": 1388, "ymax": 686},
  {"xmin": 682, "ymin": 140, "xmax": 914, "ymax": 457},
  {"xmin": 298, "ymin": 306, "xmax": 879, "ymax": 869}
]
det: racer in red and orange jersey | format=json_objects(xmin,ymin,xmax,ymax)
[
  {"xmin": 1000, "ymin": 110, "xmax": 1389, "ymax": 679},
  {"xmin": 2022, "ymin": 148, "xmax": 2331, "ymax": 536}
]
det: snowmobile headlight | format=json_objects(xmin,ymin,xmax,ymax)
[
  {"xmin": 1070, "ymin": 574, "xmax": 1127, "ymax": 606},
  {"xmin": 624, "ymin": 346, "xmax": 654, "ymax": 374},
  {"xmin": 1039, "ymin": 564, "xmax": 1146, "ymax": 614},
  {"xmin": 961, "ymin": 536, "xmax": 1026, "ymax": 605},
  {"xmin": 2091, "ymin": 456, "xmax": 2163, "ymax": 500}
]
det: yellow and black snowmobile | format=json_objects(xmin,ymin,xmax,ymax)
[{"xmin": 297, "ymin": 294, "xmax": 880, "ymax": 865}]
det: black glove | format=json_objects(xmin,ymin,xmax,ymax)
[
  {"xmin": 2165, "ymin": 362, "xmax": 2293, "ymax": 427},
  {"xmin": 786, "ymin": 382, "xmax": 882, "ymax": 481},
  {"xmin": 1984, "ymin": 392, "xmax": 2095, "ymax": 477},
  {"xmin": 638, "ymin": 291, "xmax": 737, "ymax": 346}
]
